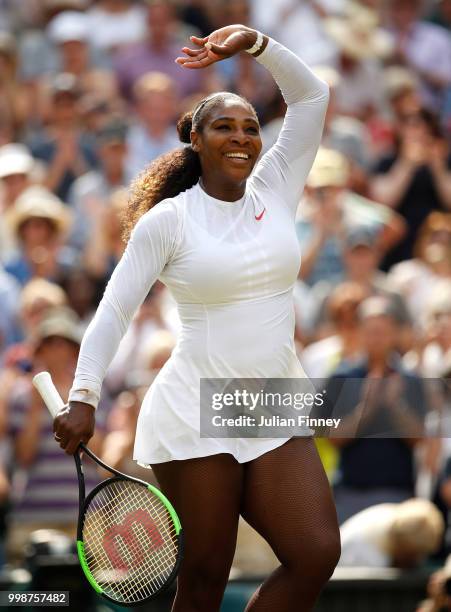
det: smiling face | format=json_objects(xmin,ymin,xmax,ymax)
[{"xmin": 191, "ymin": 97, "xmax": 262, "ymax": 189}]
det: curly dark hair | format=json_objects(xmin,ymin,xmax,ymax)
[{"xmin": 122, "ymin": 91, "xmax": 257, "ymax": 240}]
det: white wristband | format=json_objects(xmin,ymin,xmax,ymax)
[{"xmin": 245, "ymin": 31, "xmax": 263, "ymax": 55}]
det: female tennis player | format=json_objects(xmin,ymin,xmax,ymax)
[{"xmin": 54, "ymin": 24, "xmax": 340, "ymax": 611}]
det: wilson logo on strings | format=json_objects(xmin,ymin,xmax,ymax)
[{"xmin": 103, "ymin": 509, "xmax": 164, "ymax": 571}]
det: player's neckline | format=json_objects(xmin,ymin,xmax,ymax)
[{"xmin": 197, "ymin": 181, "xmax": 246, "ymax": 207}]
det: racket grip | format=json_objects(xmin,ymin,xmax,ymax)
[{"xmin": 32, "ymin": 371, "xmax": 65, "ymax": 418}]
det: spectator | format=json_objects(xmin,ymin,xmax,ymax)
[
  {"xmin": 114, "ymin": 0, "xmax": 208, "ymax": 100},
  {"xmin": 29, "ymin": 72, "xmax": 98, "ymax": 200},
  {"xmin": 47, "ymin": 11, "xmax": 97, "ymax": 79},
  {"xmin": 418, "ymin": 282, "xmax": 451, "ymax": 378},
  {"xmin": 78, "ymin": 93, "xmax": 123, "ymax": 134},
  {"xmin": 0, "ymin": 145, "xmax": 36, "ymax": 211},
  {"xmin": 0, "ymin": 278, "xmax": 69, "ymax": 379},
  {"xmin": 387, "ymin": 212, "xmax": 451, "ymax": 321},
  {"xmin": 371, "ymin": 108, "xmax": 451, "ymax": 269},
  {"xmin": 87, "ymin": 0, "xmax": 147, "ymax": 53},
  {"xmin": 125, "ymin": 71, "xmax": 179, "ymax": 181},
  {"xmin": 5, "ymin": 307, "xmax": 106, "ymax": 565},
  {"xmin": 0, "ymin": 277, "xmax": 68, "ymax": 387},
  {"xmin": 297, "ymin": 148, "xmax": 405, "ymax": 287},
  {"xmin": 178, "ymin": 0, "xmax": 213, "ymax": 37},
  {"xmin": 300, "ymin": 281, "xmax": 367, "ymax": 378},
  {"xmin": 339, "ymin": 499, "xmax": 444, "ymax": 568},
  {"xmin": 4, "ymin": 185, "xmax": 75, "ymax": 285},
  {"xmin": 101, "ymin": 386, "xmax": 159, "ymax": 483},
  {"xmin": 323, "ymin": 12, "xmax": 392, "ymax": 121},
  {"xmin": 324, "ymin": 295, "xmax": 426, "ymax": 523},
  {"xmin": 376, "ymin": 64, "xmax": 423, "ymax": 158},
  {"xmin": 297, "ymin": 149, "xmax": 353, "ymax": 287},
  {"xmin": 342, "ymin": 228, "xmax": 407, "ymax": 311},
  {"xmin": 0, "ymin": 144, "xmax": 37, "ymax": 261},
  {"xmin": 385, "ymin": 0, "xmax": 451, "ymax": 113},
  {"xmin": 0, "ymin": 32, "xmax": 31, "ymax": 139},
  {"xmin": 100, "ymin": 330, "xmax": 176, "ymax": 482},
  {"xmin": 263, "ymin": 65, "xmax": 371, "ymax": 182},
  {"xmin": 19, "ymin": 278, "xmax": 68, "ymax": 339},
  {"xmin": 384, "ymin": 65, "xmax": 422, "ymax": 124},
  {"xmin": 18, "ymin": 0, "xmax": 89, "ymax": 83},
  {"xmin": 0, "ymin": 265, "xmax": 21, "ymax": 361},
  {"xmin": 46, "ymin": 10, "xmax": 113, "ymax": 101},
  {"xmin": 59, "ymin": 267, "xmax": 99, "ymax": 329},
  {"xmin": 82, "ymin": 187, "xmax": 127, "ymax": 283},
  {"xmin": 224, "ymin": 49, "xmax": 275, "ymax": 119},
  {"xmin": 105, "ymin": 284, "xmax": 171, "ymax": 394},
  {"xmin": 143, "ymin": 328, "xmax": 176, "ymax": 373},
  {"xmin": 316, "ymin": 65, "xmax": 372, "ymax": 184},
  {"xmin": 211, "ymin": 0, "xmax": 273, "ymax": 109},
  {"xmin": 69, "ymin": 117, "xmax": 128, "ymax": 250},
  {"xmin": 272, "ymin": 0, "xmax": 339, "ymax": 68},
  {"xmin": 311, "ymin": 228, "xmax": 412, "ymax": 345}
]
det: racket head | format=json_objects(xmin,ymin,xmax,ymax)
[{"xmin": 76, "ymin": 475, "xmax": 183, "ymax": 606}]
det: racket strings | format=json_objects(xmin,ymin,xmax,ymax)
[
  {"xmin": 84, "ymin": 481, "xmax": 177, "ymax": 601},
  {"xmin": 82, "ymin": 480, "xmax": 178, "ymax": 603}
]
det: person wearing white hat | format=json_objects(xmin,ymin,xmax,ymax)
[
  {"xmin": 0, "ymin": 144, "xmax": 38, "ymax": 263},
  {"xmin": 46, "ymin": 10, "xmax": 110, "ymax": 85},
  {"xmin": 4, "ymin": 186, "xmax": 75, "ymax": 286},
  {"xmin": 47, "ymin": 10, "xmax": 90, "ymax": 47},
  {"xmin": 17, "ymin": 1, "xmax": 89, "ymax": 82},
  {"xmin": 324, "ymin": 10, "xmax": 393, "ymax": 121},
  {"xmin": 87, "ymin": 0, "xmax": 147, "ymax": 52},
  {"xmin": 0, "ymin": 144, "xmax": 35, "ymax": 209}
]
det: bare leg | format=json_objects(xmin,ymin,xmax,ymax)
[
  {"xmin": 241, "ymin": 438, "xmax": 340, "ymax": 612},
  {"xmin": 152, "ymin": 453, "xmax": 243, "ymax": 612}
]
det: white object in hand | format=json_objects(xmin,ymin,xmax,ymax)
[{"xmin": 32, "ymin": 371, "xmax": 65, "ymax": 418}]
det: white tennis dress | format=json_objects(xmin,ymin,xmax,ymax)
[{"xmin": 69, "ymin": 38, "xmax": 329, "ymax": 465}]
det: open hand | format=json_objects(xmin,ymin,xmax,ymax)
[{"xmin": 176, "ymin": 25, "xmax": 259, "ymax": 69}]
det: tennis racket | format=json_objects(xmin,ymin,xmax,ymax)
[{"xmin": 32, "ymin": 371, "xmax": 183, "ymax": 607}]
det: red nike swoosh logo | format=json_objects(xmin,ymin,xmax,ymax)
[{"xmin": 255, "ymin": 208, "xmax": 266, "ymax": 221}]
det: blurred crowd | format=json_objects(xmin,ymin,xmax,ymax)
[{"xmin": 0, "ymin": 0, "xmax": 450, "ymax": 594}]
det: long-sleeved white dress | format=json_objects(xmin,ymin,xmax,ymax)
[{"xmin": 69, "ymin": 37, "xmax": 329, "ymax": 465}]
